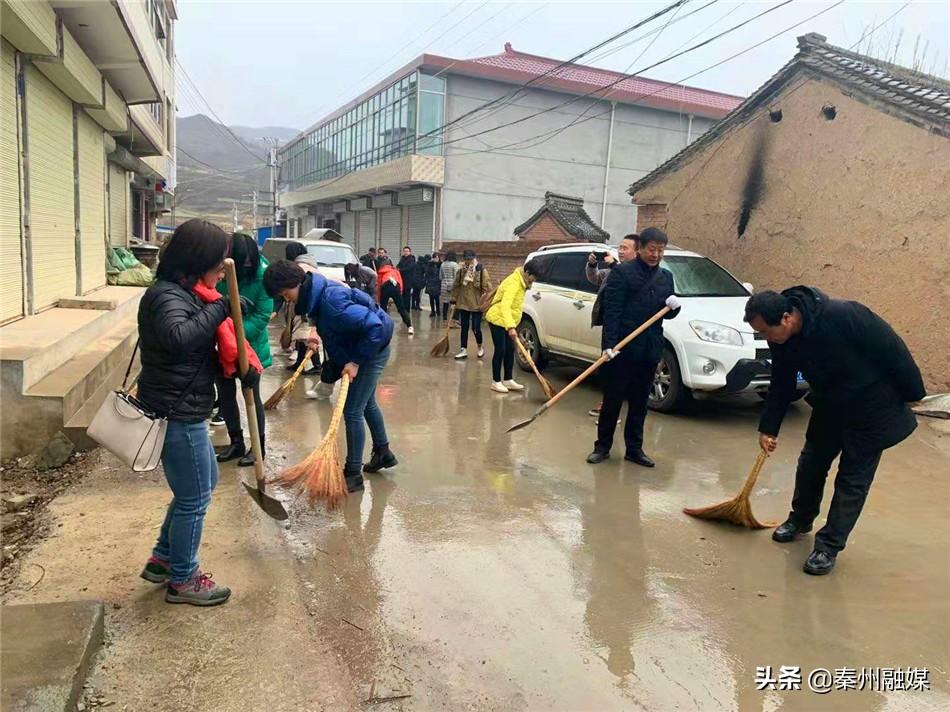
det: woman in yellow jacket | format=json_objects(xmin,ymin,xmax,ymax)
[{"xmin": 484, "ymin": 259, "xmax": 542, "ymax": 393}]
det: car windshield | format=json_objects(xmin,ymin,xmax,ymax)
[
  {"xmin": 307, "ymin": 244, "xmax": 355, "ymax": 268},
  {"xmin": 661, "ymin": 256, "xmax": 748, "ymax": 297}
]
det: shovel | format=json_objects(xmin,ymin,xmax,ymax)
[
  {"xmin": 224, "ymin": 259, "xmax": 289, "ymax": 521},
  {"xmin": 508, "ymin": 306, "xmax": 671, "ymax": 433}
]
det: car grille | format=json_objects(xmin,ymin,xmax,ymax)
[{"xmin": 755, "ymin": 347, "xmax": 771, "ymax": 361}]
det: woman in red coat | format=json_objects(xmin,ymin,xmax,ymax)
[{"xmin": 376, "ymin": 257, "xmax": 413, "ymax": 334}]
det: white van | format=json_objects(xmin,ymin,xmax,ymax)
[
  {"xmin": 261, "ymin": 234, "xmax": 357, "ymax": 284},
  {"xmin": 517, "ymin": 243, "xmax": 807, "ymax": 412}
]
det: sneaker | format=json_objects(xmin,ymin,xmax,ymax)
[
  {"xmin": 165, "ymin": 571, "xmax": 231, "ymax": 606},
  {"xmin": 306, "ymin": 382, "xmax": 334, "ymax": 400},
  {"xmin": 454, "ymin": 348, "xmax": 468, "ymax": 360},
  {"xmin": 503, "ymin": 379, "xmax": 525, "ymax": 391},
  {"xmin": 140, "ymin": 556, "xmax": 170, "ymax": 584},
  {"xmin": 490, "ymin": 381, "xmax": 509, "ymax": 394},
  {"xmin": 477, "ymin": 346, "xmax": 485, "ymax": 358},
  {"xmin": 407, "ymin": 326, "xmax": 415, "ymax": 335},
  {"xmin": 588, "ymin": 403, "xmax": 602, "ymax": 417},
  {"xmin": 210, "ymin": 413, "xmax": 225, "ymax": 427}
]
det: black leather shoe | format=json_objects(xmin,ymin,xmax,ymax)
[
  {"xmin": 344, "ymin": 465, "xmax": 365, "ymax": 493},
  {"xmin": 625, "ymin": 450, "xmax": 655, "ymax": 467},
  {"xmin": 772, "ymin": 519, "xmax": 812, "ymax": 543},
  {"xmin": 803, "ymin": 549, "xmax": 836, "ymax": 575},
  {"xmin": 586, "ymin": 450, "xmax": 610, "ymax": 464},
  {"xmin": 363, "ymin": 446, "xmax": 398, "ymax": 473},
  {"xmin": 216, "ymin": 441, "xmax": 246, "ymax": 462},
  {"xmin": 237, "ymin": 451, "xmax": 259, "ymax": 468}
]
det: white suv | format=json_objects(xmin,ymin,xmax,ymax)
[{"xmin": 517, "ymin": 243, "xmax": 806, "ymax": 412}]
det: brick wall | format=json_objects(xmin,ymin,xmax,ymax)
[
  {"xmin": 635, "ymin": 203, "xmax": 668, "ymax": 233},
  {"xmin": 441, "ymin": 238, "xmax": 565, "ymax": 283},
  {"xmin": 518, "ymin": 214, "xmax": 572, "ymax": 242}
]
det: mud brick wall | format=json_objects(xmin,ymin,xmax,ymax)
[
  {"xmin": 440, "ymin": 239, "xmax": 565, "ymax": 283},
  {"xmin": 635, "ymin": 204, "xmax": 668, "ymax": 233}
]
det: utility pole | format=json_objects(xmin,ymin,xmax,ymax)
[
  {"xmin": 232, "ymin": 201, "xmax": 238, "ymax": 232},
  {"xmin": 260, "ymin": 137, "xmax": 281, "ymax": 228},
  {"xmin": 251, "ymin": 189, "xmax": 258, "ymax": 231}
]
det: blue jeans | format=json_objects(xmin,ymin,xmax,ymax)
[
  {"xmin": 344, "ymin": 345, "xmax": 390, "ymax": 468},
  {"xmin": 152, "ymin": 420, "xmax": 219, "ymax": 584}
]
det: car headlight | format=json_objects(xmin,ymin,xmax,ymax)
[{"xmin": 689, "ymin": 320, "xmax": 743, "ymax": 346}]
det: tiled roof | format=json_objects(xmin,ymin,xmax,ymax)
[
  {"xmin": 628, "ymin": 33, "xmax": 950, "ymax": 196},
  {"xmin": 468, "ymin": 44, "xmax": 742, "ymax": 115},
  {"xmin": 514, "ymin": 192, "xmax": 610, "ymax": 241}
]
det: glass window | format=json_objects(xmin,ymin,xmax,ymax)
[
  {"xmin": 542, "ymin": 254, "xmax": 589, "ymax": 291},
  {"xmin": 417, "ymin": 91, "xmax": 443, "ymax": 154},
  {"xmin": 661, "ymin": 256, "xmax": 748, "ymax": 297},
  {"xmin": 306, "ymin": 243, "xmax": 357, "ymax": 268},
  {"xmin": 419, "ymin": 73, "xmax": 445, "ymax": 93}
]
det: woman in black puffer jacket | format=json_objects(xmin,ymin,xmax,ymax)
[{"xmin": 137, "ymin": 219, "xmax": 251, "ymax": 607}]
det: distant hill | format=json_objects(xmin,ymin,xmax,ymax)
[{"xmin": 174, "ymin": 114, "xmax": 299, "ymax": 228}]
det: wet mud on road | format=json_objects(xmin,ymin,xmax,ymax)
[{"xmin": 270, "ymin": 316, "xmax": 950, "ymax": 711}]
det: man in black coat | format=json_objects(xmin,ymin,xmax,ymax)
[
  {"xmin": 397, "ymin": 246, "xmax": 418, "ymax": 312},
  {"xmin": 587, "ymin": 227, "xmax": 681, "ymax": 467},
  {"xmin": 745, "ymin": 287, "xmax": 925, "ymax": 575}
]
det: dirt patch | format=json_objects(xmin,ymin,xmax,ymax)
[{"xmin": 1, "ymin": 449, "xmax": 100, "ymax": 596}]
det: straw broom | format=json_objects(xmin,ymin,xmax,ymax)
[
  {"xmin": 683, "ymin": 450, "xmax": 776, "ymax": 529},
  {"xmin": 263, "ymin": 349, "xmax": 315, "ymax": 410},
  {"xmin": 270, "ymin": 375, "xmax": 352, "ymax": 507},
  {"xmin": 430, "ymin": 305, "xmax": 455, "ymax": 357}
]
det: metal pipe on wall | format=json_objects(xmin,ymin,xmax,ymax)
[
  {"xmin": 686, "ymin": 114, "xmax": 694, "ymax": 145},
  {"xmin": 600, "ymin": 101, "xmax": 616, "ymax": 230}
]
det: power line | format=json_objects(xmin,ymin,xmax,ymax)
[{"xmin": 175, "ymin": 58, "xmax": 267, "ymax": 163}]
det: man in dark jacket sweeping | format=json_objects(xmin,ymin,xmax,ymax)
[
  {"xmin": 744, "ymin": 287, "xmax": 925, "ymax": 575},
  {"xmin": 587, "ymin": 228, "xmax": 680, "ymax": 467}
]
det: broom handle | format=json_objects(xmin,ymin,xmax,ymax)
[
  {"xmin": 738, "ymin": 450, "xmax": 769, "ymax": 498},
  {"xmin": 512, "ymin": 334, "xmax": 545, "ymax": 384},
  {"xmin": 328, "ymin": 375, "xmax": 351, "ymax": 434},
  {"xmin": 536, "ymin": 306, "xmax": 671, "ymax": 414},
  {"xmin": 224, "ymin": 259, "xmax": 265, "ymax": 490}
]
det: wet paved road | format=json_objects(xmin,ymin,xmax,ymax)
[{"xmin": 263, "ymin": 314, "xmax": 950, "ymax": 711}]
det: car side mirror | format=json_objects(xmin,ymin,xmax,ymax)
[{"xmin": 743, "ymin": 282, "xmax": 754, "ymax": 294}]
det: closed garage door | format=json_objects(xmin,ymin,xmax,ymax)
[
  {"xmin": 0, "ymin": 40, "xmax": 23, "ymax": 322},
  {"xmin": 357, "ymin": 210, "xmax": 376, "ymax": 257},
  {"xmin": 108, "ymin": 162, "xmax": 128, "ymax": 247},
  {"xmin": 27, "ymin": 66, "xmax": 75, "ymax": 310},
  {"xmin": 339, "ymin": 212, "xmax": 355, "ymax": 245},
  {"xmin": 77, "ymin": 112, "xmax": 105, "ymax": 293},
  {"xmin": 407, "ymin": 203, "xmax": 434, "ymax": 256},
  {"xmin": 378, "ymin": 207, "xmax": 401, "ymax": 258}
]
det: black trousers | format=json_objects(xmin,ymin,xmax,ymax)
[
  {"xmin": 292, "ymin": 341, "xmax": 321, "ymax": 370},
  {"xmin": 789, "ymin": 408, "xmax": 883, "ymax": 554},
  {"xmin": 442, "ymin": 301, "xmax": 451, "ymax": 321},
  {"xmin": 216, "ymin": 375, "xmax": 265, "ymax": 453},
  {"xmin": 594, "ymin": 355, "xmax": 656, "ymax": 455},
  {"xmin": 489, "ymin": 323, "xmax": 514, "ymax": 382},
  {"xmin": 458, "ymin": 309, "xmax": 483, "ymax": 348},
  {"xmin": 380, "ymin": 282, "xmax": 411, "ymax": 327},
  {"xmin": 429, "ymin": 292, "xmax": 440, "ymax": 316},
  {"xmin": 410, "ymin": 286, "xmax": 422, "ymax": 310}
]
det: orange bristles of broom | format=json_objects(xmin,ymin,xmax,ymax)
[
  {"xmin": 683, "ymin": 450, "xmax": 776, "ymax": 529},
  {"xmin": 430, "ymin": 305, "xmax": 455, "ymax": 357},
  {"xmin": 263, "ymin": 350, "xmax": 315, "ymax": 410},
  {"xmin": 270, "ymin": 375, "xmax": 351, "ymax": 507}
]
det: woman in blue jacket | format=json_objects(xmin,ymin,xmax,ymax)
[{"xmin": 263, "ymin": 260, "xmax": 397, "ymax": 493}]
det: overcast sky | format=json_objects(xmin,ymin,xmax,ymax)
[{"xmin": 175, "ymin": 0, "xmax": 950, "ymax": 131}]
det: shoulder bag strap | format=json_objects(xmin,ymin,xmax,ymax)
[{"xmin": 121, "ymin": 339, "xmax": 139, "ymax": 391}]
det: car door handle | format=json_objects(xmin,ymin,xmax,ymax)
[
  {"xmin": 573, "ymin": 300, "xmax": 586, "ymax": 309},
  {"xmin": 532, "ymin": 292, "xmax": 542, "ymax": 301}
]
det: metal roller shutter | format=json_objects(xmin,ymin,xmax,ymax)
[
  {"xmin": 0, "ymin": 40, "xmax": 23, "ymax": 322},
  {"xmin": 407, "ymin": 204, "xmax": 434, "ymax": 256},
  {"xmin": 108, "ymin": 162, "xmax": 128, "ymax": 247},
  {"xmin": 77, "ymin": 112, "xmax": 105, "ymax": 293},
  {"xmin": 357, "ymin": 210, "xmax": 376, "ymax": 257},
  {"xmin": 339, "ymin": 212, "xmax": 355, "ymax": 246},
  {"xmin": 26, "ymin": 66, "xmax": 75, "ymax": 310},
  {"xmin": 378, "ymin": 207, "xmax": 401, "ymax": 257}
]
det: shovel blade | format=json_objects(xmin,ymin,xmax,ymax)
[
  {"xmin": 507, "ymin": 415, "xmax": 537, "ymax": 433},
  {"xmin": 242, "ymin": 479, "xmax": 289, "ymax": 521}
]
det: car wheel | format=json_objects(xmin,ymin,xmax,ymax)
[
  {"xmin": 516, "ymin": 319, "xmax": 547, "ymax": 372},
  {"xmin": 649, "ymin": 347, "xmax": 692, "ymax": 413}
]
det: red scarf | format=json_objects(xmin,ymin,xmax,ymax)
[{"xmin": 193, "ymin": 282, "xmax": 263, "ymax": 378}]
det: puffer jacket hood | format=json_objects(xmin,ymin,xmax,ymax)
[{"xmin": 781, "ymin": 285, "xmax": 828, "ymax": 337}]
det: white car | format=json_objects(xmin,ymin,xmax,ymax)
[
  {"xmin": 517, "ymin": 243, "xmax": 806, "ymax": 412},
  {"xmin": 261, "ymin": 235, "xmax": 357, "ymax": 283}
]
